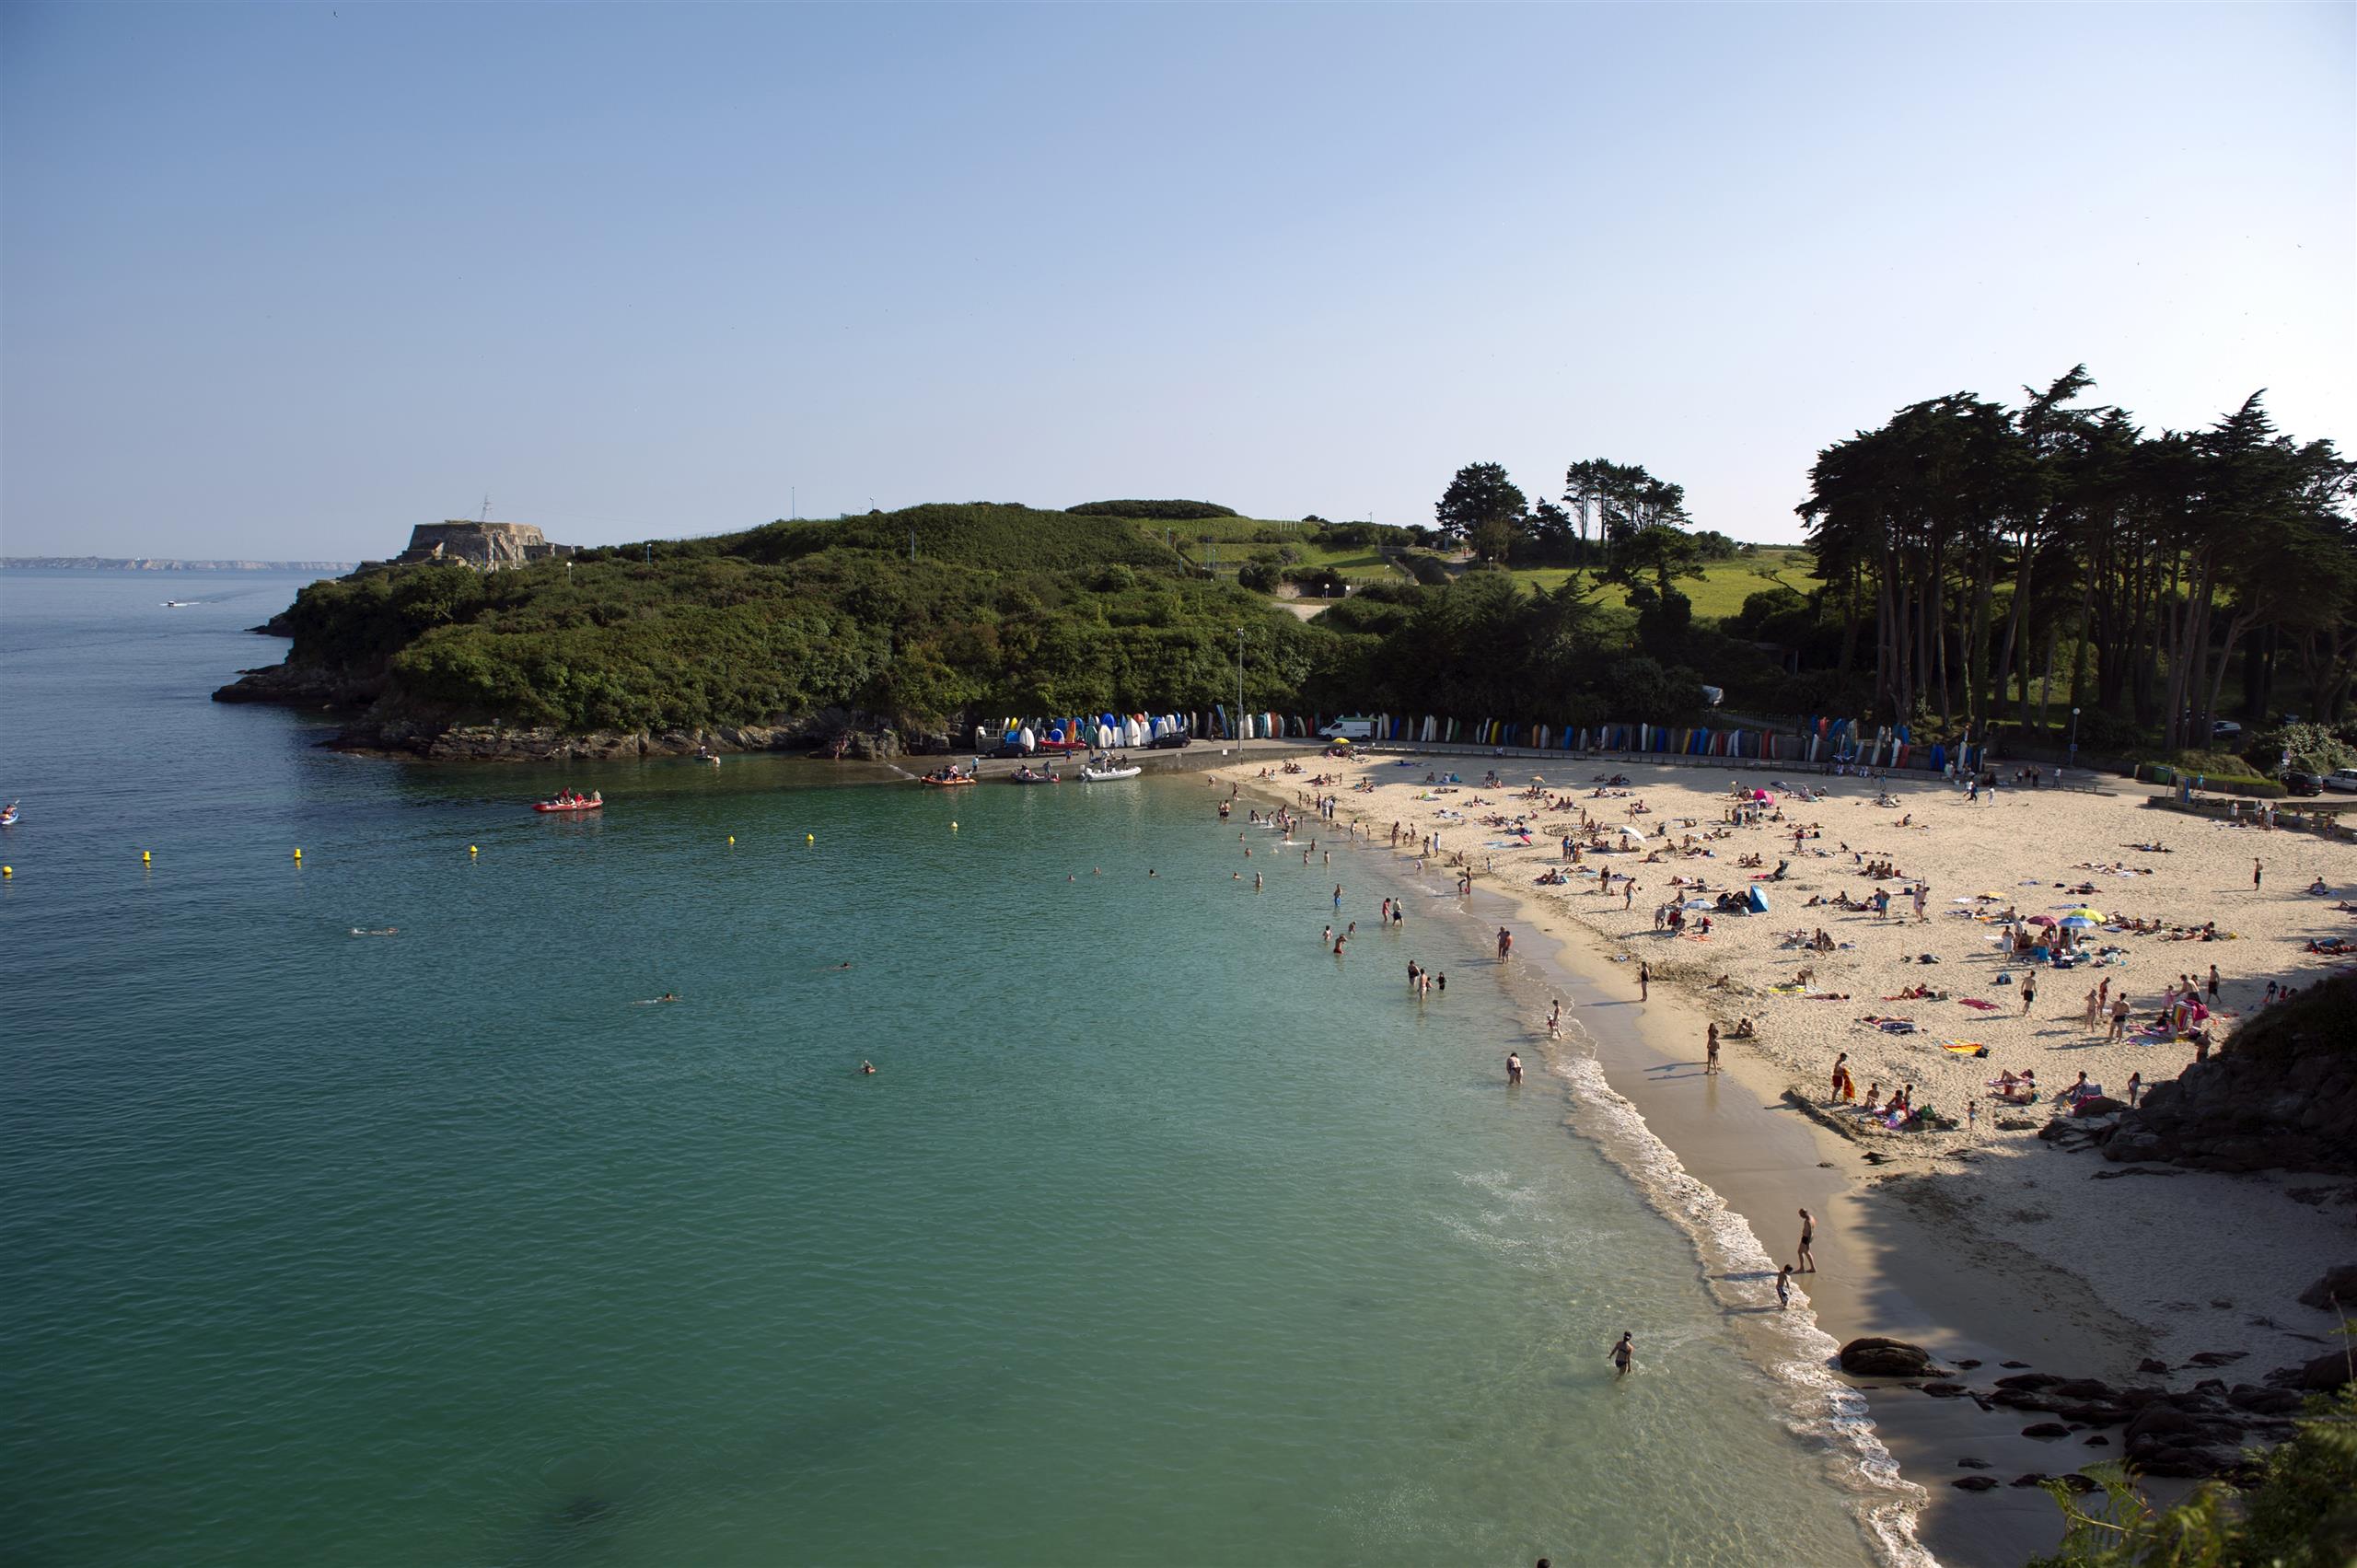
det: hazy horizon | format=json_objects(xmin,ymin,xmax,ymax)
[{"xmin": 5, "ymin": 2, "xmax": 2350, "ymax": 561}]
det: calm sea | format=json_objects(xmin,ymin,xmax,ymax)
[{"xmin": 2, "ymin": 572, "xmax": 1905, "ymax": 1566}]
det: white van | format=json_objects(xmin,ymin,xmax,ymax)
[{"xmin": 1318, "ymin": 716, "xmax": 1376, "ymax": 741}]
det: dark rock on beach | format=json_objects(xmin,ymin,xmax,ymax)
[
  {"xmin": 1953, "ymin": 1474, "xmax": 2001, "ymax": 1492},
  {"xmin": 1839, "ymin": 1338, "xmax": 1940, "ymax": 1377},
  {"xmin": 2022, "ymin": 1423, "xmax": 2073, "ymax": 1439},
  {"xmin": 1920, "ymin": 1382, "xmax": 1972, "ymax": 1399},
  {"xmin": 2297, "ymin": 1263, "xmax": 2357, "ymax": 1311}
]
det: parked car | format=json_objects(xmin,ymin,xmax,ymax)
[
  {"xmin": 2324, "ymin": 768, "xmax": 2357, "ymax": 795},
  {"xmin": 1147, "ymin": 731, "xmax": 1193, "ymax": 750},
  {"xmin": 2283, "ymin": 770, "xmax": 2324, "ymax": 796},
  {"xmin": 2211, "ymin": 719, "xmax": 2243, "ymax": 739}
]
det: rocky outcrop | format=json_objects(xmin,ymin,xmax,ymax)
[
  {"xmin": 211, "ymin": 662, "xmax": 378, "ymax": 708},
  {"xmin": 2100, "ymin": 975, "xmax": 2357, "ymax": 1174}
]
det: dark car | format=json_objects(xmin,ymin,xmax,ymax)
[
  {"xmin": 987, "ymin": 740, "xmax": 1030, "ymax": 760},
  {"xmin": 1147, "ymin": 731, "xmax": 1192, "ymax": 750},
  {"xmin": 2283, "ymin": 771, "xmax": 2324, "ymax": 796}
]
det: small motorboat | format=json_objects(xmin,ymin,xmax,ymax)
[
  {"xmin": 0, "ymin": 801, "xmax": 17, "ymax": 827},
  {"xmin": 1079, "ymin": 761, "xmax": 1141, "ymax": 782},
  {"xmin": 920, "ymin": 771, "xmax": 977, "ymax": 787},
  {"xmin": 1009, "ymin": 767, "xmax": 1061, "ymax": 785},
  {"xmin": 533, "ymin": 795, "xmax": 604, "ymax": 813},
  {"xmin": 160, "ymin": 600, "xmax": 196, "ymax": 609}
]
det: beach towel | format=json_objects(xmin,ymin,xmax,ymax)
[
  {"xmin": 1940, "ymin": 1041, "xmax": 1990, "ymax": 1057},
  {"xmin": 1958, "ymin": 998, "xmax": 2000, "ymax": 1011}
]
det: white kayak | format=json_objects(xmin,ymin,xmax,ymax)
[{"xmin": 1079, "ymin": 765, "xmax": 1142, "ymax": 782}]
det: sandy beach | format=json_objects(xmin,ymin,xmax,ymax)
[{"xmin": 1206, "ymin": 744, "xmax": 2357, "ymax": 1565}]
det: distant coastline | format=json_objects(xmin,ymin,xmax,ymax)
[{"xmin": 2, "ymin": 557, "xmax": 354, "ymax": 573}]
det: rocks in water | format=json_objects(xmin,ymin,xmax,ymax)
[
  {"xmin": 2138, "ymin": 1357, "xmax": 2171, "ymax": 1375},
  {"xmin": 2296, "ymin": 1263, "xmax": 2357, "ymax": 1311},
  {"xmin": 2058, "ymin": 1472, "xmax": 2098, "ymax": 1493},
  {"xmin": 1839, "ymin": 1337, "xmax": 1940, "ymax": 1377},
  {"xmin": 2009, "ymin": 1471, "xmax": 2051, "ymax": 1487},
  {"xmin": 1994, "ymin": 1372, "xmax": 2067, "ymax": 1391},
  {"xmin": 2084, "ymin": 1434, "xmax": 2110, "ymax": 1446},
  {"xmin": 2186, "ymin": 1351, "xmax": 2247, "ymax": 1367},
  {"xmin": 2000, "ymin": 1359, "xmax": 2032, "ymax": 1368},
  {"xmin": 2022, "ymin": 1423, "xmax": 2073, "ymax": 1439},
  {"xmin": 1953, "ymin": 1474, "xmax": 2001, "ymax": 1492},
  {"xmin": 1956, "ymin": 1458, "xmax": 1992, "ymax": 1469},
  {"xmin": 1920, "ymin": 1382, "xmax": 1972, "ymax": 1399},
  {"xmin": 1954, "ymin": 1358, "xmax": 1982, "ymax": 1370}
]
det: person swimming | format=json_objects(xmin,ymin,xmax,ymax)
[
  {"xmin": 1609, "ymin": 1331, "xmax": 1635, "ymax": 1377},
  {"xmin": 858, "ymin": 1060, "xmax": 876, "ymax": 1074}
]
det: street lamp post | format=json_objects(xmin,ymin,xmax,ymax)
[{"xmin": 2070, "ymin": 707, "xmax": 2080, "ymax": 765}]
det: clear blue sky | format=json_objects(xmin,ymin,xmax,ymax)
[{"xmin": 4, "ymin": 2, "xmax": 2350, "ymax": 559}]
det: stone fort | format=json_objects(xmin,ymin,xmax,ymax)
[{"xmin": 389, "ymin": 521, "xmax": 578, "ymax": 571}]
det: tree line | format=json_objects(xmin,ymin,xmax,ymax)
[{"xmin": 1799, "ymin": 368, "xmax": 2354, "ymax": 746}]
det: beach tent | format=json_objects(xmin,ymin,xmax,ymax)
[{"xmin": 1747, "ymin": 886, "xmax": 1771, "ymax": 913}]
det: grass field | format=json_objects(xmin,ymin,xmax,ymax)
[
  {"xmin": 1114, "ymin": 515, "xmax": 1817, "ymax": 621},
  {"xmin": 1521, "ymin": 546, "xmax": 1817, "ymax": 620}
]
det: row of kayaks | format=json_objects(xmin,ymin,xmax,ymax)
[{"xmin": 922, "ymin": 761, "xmax": 1143, "ymax": 786}]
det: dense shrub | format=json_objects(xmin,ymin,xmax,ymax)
[
  {"xmin": 1065, "ymin": 500, "xmax": 1238, "ymax": 520},
  {"xmin": 2137, "ymin": 763, "xmax": 2286, "ymax": 798},
  {"xmin": 2246, "ymin": 722, "xmax": 2357, "ymax": 776}
]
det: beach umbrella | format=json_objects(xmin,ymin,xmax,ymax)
[
  {"xmin": 1751, "ymin": 789, "xmax": 1771, "ymax": 800},
  {"xmin": 2026, "ymin": 914, "xmax": 2057, "ymax": 927},
  {"xmin": 1615, "ymin": 825, "xmax": 1647, "ymax": 841},
  {"xmin": 2059, "ymin": 915, "xmax": 2096, "ymax": 929},
  {"xmin": 2060, "ymin": 906, "xmax": 2107, "ymax": 922}
]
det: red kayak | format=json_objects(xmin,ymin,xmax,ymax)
[{"xmin": 534, "ymin": 797, "xmax": 604, "ymax": 813}]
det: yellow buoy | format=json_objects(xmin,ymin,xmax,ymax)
[
  {"xmin": 469, "ymin": 844, "xmax": 479, "ymax": 856},
  {"xmin": 950, "ymin": 821, "xmax": 958, "ymax": 830},
  {"xmin": 807, "ymin": 833, "xmax": 815, "ymax": 844},
  {"xmin": 141, "ymin": 850, "xmax": 152, "ymax": 864},
  {"xmin": 292, "ymin": 848, "xmax": 303, "ymax": 861},
  {"xmin": 727, "ymin": 835, "xmax": 736, "ymax": 845},
  {"xmin": 3, "ymin": 865, "xmax": 11, "ymax": 877}
]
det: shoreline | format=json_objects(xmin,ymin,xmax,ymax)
[{"xmin": 1208, "ymin": 751, "xmax": 2357, "ymax": 1568}]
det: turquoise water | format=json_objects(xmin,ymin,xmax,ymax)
[{"xmin": 3, "ymin": 574, "xmax": 1890, "ymax": 1566}]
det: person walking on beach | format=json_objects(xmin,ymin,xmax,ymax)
[
  {"xmin": 2020, "ymin": 972, "xmax": 2038, "ymax": 1015},
  {"xmin": 1497, "ymin": 926, "xmax": 1513, "ymax": 960},
  {"xmin": 2108, "ymin": 993, "xmax": 2131, "ymax": 1040},
  {"xmin": 1776, "ymin": 1264, "xmax": 1794, "ymax": 1309},
  {"xmin": 1546, "ymin": 1001, "xmax": 1562, "ymax": 1039},
  {"xmin": 1639, "ymin": 961, "xmax": 1650, "ymax": 1002},
  {"xmin": 1830, "ymin": 1051, "xmax": 1848, "ymax": 1101},
  {"xmin": 1705, "ymin": 1022, "xmax": 1721, "ymax": 1074},
  {"xmin": 2084, "ymin": 985, "xmax": 2102, "ymax": 1032},
  {"xmin": 1624, "ymin": 879, "xmax": 1636, "ymax": 911},
  {"xmin": 2125, "ymin": 1071, "xmax": 2142, "ymax": 1108},
  {"xmin": 2253, "ymin": 858, "xmax": 2263, "ymax": 890},
  {"xmin": 2207, "ymin": 964, "xmax": 2220, "ymax": 1002},
  {"xmin": 1507, "ymin": 1051, "xmax": 1523, "ymax": 1085},
  {"xmin": 1796, "ymin": 1209, "xmax": 1817, "ymax": 1272},
  {"xmin": 1609, "ymin": 1332, "xmax": 1635, "ymax": 1378}
]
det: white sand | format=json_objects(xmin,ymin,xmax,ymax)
[{"xmin": 1211, "ymin": 749, "xmax": 2357, "ymax": 1379}]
